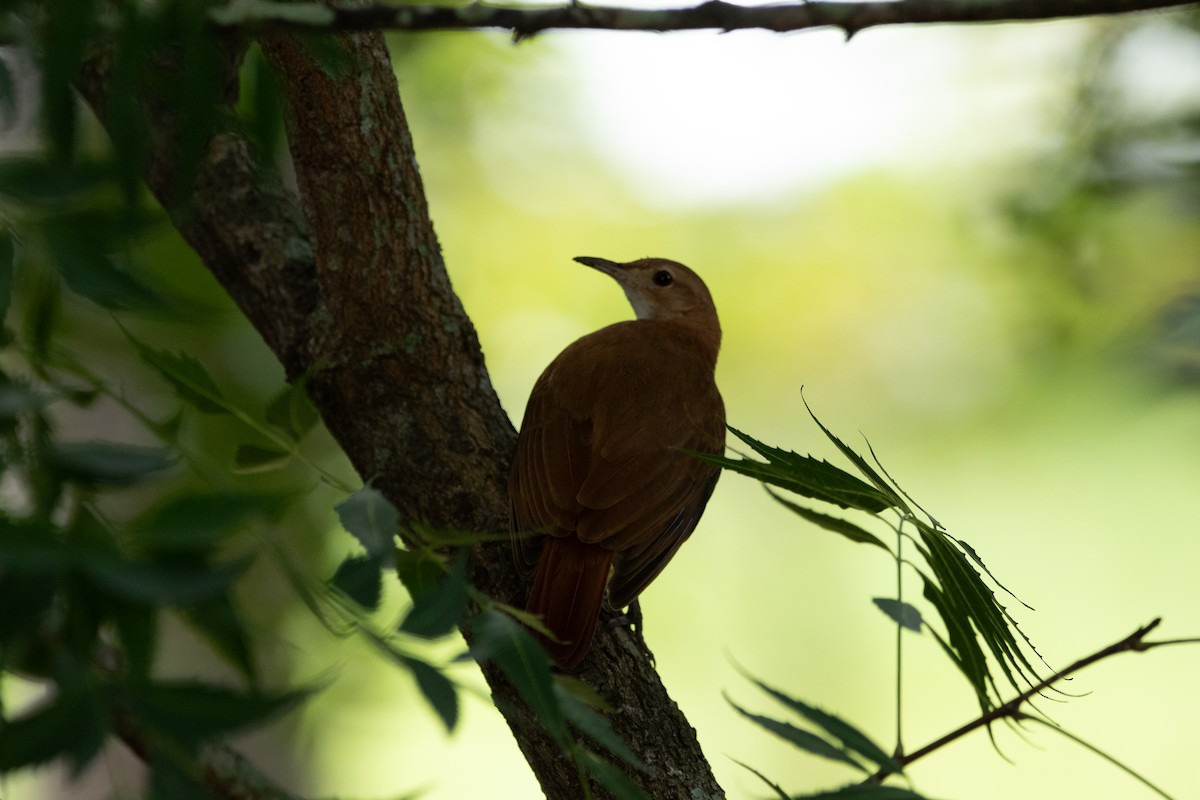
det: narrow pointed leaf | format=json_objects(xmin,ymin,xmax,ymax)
[
  {"xmin": 336, "ymin": 485, "xmax": 398, "ymax": 557},
  {"xmin": 124, "ymin": 329, "xmax": 231, "ymax": 413},
  {"xmin": 401, "ymin": 655, "xmax": 459, "ymax": 732},
  {"xmin": 232, "ymin": 443, "xmax": 291, "ymax": 473},
  {"xmin": 180, "ymin": 594, "xmax": 257, "ymax": 681},
  {"xmin": 49, "ymin": 442, "xmax": 174, "ymax": 486},
  {"xmin": 265, "ymin": 376, "xmax": 319, "ymax": 442},
  {"xmin": 727, "ymin": 695, "xmax": 866, "ymax": 772},
  {"xmin": 795, "ymin": 784, "xmax": 933, "ymax": 799},
  {"xmin": 469, "ymin": 609, "xmax": 566, "ymax": 746},
  {"xmin": 801, "ymin": 398, "xmax": 907, "ymax": 513},
  {"xmin": 399, "ymin": 553, "xmax": 468, "ymax": 639},
  {"xmin": 872, "ymin": 598, "xmax": 923, "ymax": 633},
  {"xmin": 133, "ymin": 491, "xmax": 285, "ymax": 551},
  {"xmin": 128, "ymin": 681, "xmax": 306, "ymax": 743},
  {"xmin": 579, "ymin": 750, "xmax": 650, "ymax": 800},
  {"xmin": 332, "ymin": 554, "xmax": 384, "ymax": 611},
  {"xmin": 557, "ymin": 684, "xmax": 644, "ymax": 769},
  {"xmin": 767, "ymin": 488, "xmax": 888, "ymax": 549},
  {"xmin": 729, "ymin": 757, "xmax": 790, "ymax": 800}
]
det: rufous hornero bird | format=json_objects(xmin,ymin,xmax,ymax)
[{"xmin": 509, "ymin": 256, "xmax": 725, "ymax": 669}]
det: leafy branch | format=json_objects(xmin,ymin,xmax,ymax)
[{"xmin": 209, "ymin": 0, "xmax": 1200, "ymax": 37}]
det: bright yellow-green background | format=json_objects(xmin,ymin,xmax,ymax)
[{"xmin": 15, "ymin": 13, "xmax": 1200, "ymax": 800}]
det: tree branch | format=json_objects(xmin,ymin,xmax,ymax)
[
  {"xmin": 870, "ymin": 618, "xmax": 1200, "ymax": 782},
  {"xmin": 76, "ymin": 20, "xmax": 724, "ymax": 800},
  {"xmin": 211, "ymin": 0, "xmax": 1200, "ymax": 37}
]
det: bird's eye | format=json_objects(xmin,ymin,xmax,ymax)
[{"xmin": 653, "ymin": 270, "xmax": 673, "ymax": 287}]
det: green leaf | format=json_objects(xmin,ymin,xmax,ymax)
[
  {"xmin": 0, "ymin": 57, "xmax": 14, "ymax": 128},
  {"xmin": 394, "ymin": 548, "xmax": 444, "ymax": 599},
  {"xmin": 148, "ymin": 758, "xmax": 205, "ymax": 800},
  {"xmin": 802, "ymin": 399, "xmax": 907, "ymax": 513},
  {"xmin": 264, "ymin": 375, "xmax": 319, "ymax": 442},
  {"xmin": 0, "ymin": 228, "xmax": 13, "ymax": 323},
  {"xmin": 794, "ymin": 784, "xmax": 933, "ymax": 799},
  {"xmin": 0, "ymin": 158, "xmax": 112, "ymax": 206},
  {"xmin": 331, "ymin": 554, "xmax": 384, "ymax": 611},
  {"xmin": 557, "ymin": 683, "xmax": 644, "ymax": 770},
  {"xmin": 872, "ymin": 598, "xmax": 923, "ymax": 633},
  {"xmin": 401, "ymin": 655, "xmax": 459, "ymax": 732},
  {"xmin": 578, "ymin": 750, "xmax": 649, "ymax": 800},
  {"xmin": 42, "ymin": 215, "xmax": 164, "ymax": 311},
  {"xmin": 399, "ymin": 552, "xmax": 468, "ymax": 639},
  {"xmin": 82, "ymin": 553, "xmax": 251, "ymax": 604},
  {"xmin": 0, "ymin": 676, "xmax": 111, "ymax": 773},
  {"xmin": 179, "ymin": 593, "xmax": 257, "ymax": 681},
  {"xmin": 729, "ymin": 757, "xmax": 790, "ymax": 800},
  {"xmin": 767, "ymin": 488, "xmax": 888, "ymax": 549},
  {"xmin": 695, "ymin": 427, "xmax": 894, "ymax": 513},
  {"xmin": 726, "ymin": 695, "xmax": 865, "ymax": 772},
  {"xmin": 112, "ymin": 599, "xmax": 157, "ymax": 679},
  {"xmin": 123, "ymin": 328, "xmax": 230, "ymax": 413},
  {"xmin": 49, "ymin": 441, "xmax": 174, "ymax": 486},
  {"xmin": 23, "ymin": 264, "xmax": 60, "ymax": 360},
  {"xmin": 469, "ymin": 609, "xmax": 566, "ymax": 746},
  {"xmin": 133, "ymin": 491, "xmax": 285, "ymax": 552},
  {"xmin": 232, "ymin": 443, "xmax": 291, "ymax": 473},
  {"xmin": 128, "ymin": 680, "xmax": 305, "ymax": 744},
  {"xmin": 0, "ymin": 383, "xmax": 57, "ymax": 419},
  {"xmin": 336, "ymin": 485, "xmax": 398, "ymax": 557},
  {"xmin": 742, "ymin": 672, "xmax": 901, "ymax": 776}
]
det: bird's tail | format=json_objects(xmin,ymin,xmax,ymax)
[{"xmin": 525, "ymin": 535, "xmax": 613, "ymax": 670}]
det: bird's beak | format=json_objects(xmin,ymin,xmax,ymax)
[{"xmin": 574, "ymin": 256, "xmax": 625, "ymax": 280}]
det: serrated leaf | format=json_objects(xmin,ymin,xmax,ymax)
[
  {"xmin": 726, "ymin": 695, "xmax": 865, "ymax": 772},
  {"xmin": 232, "ymin": 443, "xmax": 291, "ymax": 473},
  {"xmin": 399, "ymin": 552, "xmax": 468, "ymax": 639},
  {"xmin": 336, "ymin": 485, "xmax": 398, "ymax": 557},
  {"xmin": 802, "ymin": 399, "xmax": 907, "ymax": 513},
  {"xmin": 767, "ymin": 488, "xmax": 888, "ymax": 549},
  {"xmin": 694, "ymin": 427, "xmax": 894, "ymax": 513},
  {"xmin": 122, "ymin": 328, "xmax": 230, "ymax": 413},
  {"xmin": 578, "ymin": 750, "xmax": 649, "ymax": 800},
  {"xmin": 49, "ymin": 441, "xmax": 174, "ymax": 486},
  {"xmin": 331, "ymin": 554, "xmax": 384, "ymax": 611},
  {"xmin": 401, "ymin": 655, "xmax": 459, "ymax": 732},
  {"xmin": 128, "ymin": 680, "xmax": 305, "ymax": 744},
  {"xmin": 394, "ymin": 547, "xmax": 443, "ymax": 599},
  {"xmin": 134, "ymin": 491, "xmax": 284, "ymax": 552},
  {"xmin": 264, "ymin": 376, "xmax": 319, "ymax": 442},
  {"xmin": 872, "ymin": 598, "xmax": 923, "ymax": 633},
  {"xmin": 742, "ymin": 672, "xmax": 901, "ymax": 776},
  {"xmin": 557, "ymin": 684, "xmax": 644, "ymax": 769},
  {"xmin": 469, "ymin": 609, "xmax": 566, "ymax": 746}
]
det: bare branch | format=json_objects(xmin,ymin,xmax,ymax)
[
  {"xmin": 869, "ymin": 618, "xmax": 1197, "ymax": 782},
  {"xmin": 212, "ymin": 0, "xmax": 1200, "ymax": 37}
]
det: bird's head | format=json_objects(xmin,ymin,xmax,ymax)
[{"xmin": 574, "ymin": 256, "xmax": 717, "ymax": 324}]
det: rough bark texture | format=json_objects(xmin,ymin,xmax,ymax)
[{"xmin": 77, "ymin": 24, "xmax": 724, "ymax": 800}]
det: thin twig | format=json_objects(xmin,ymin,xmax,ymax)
[
  {"xmin": 210, "ymin": 0, "xmax": 1200, "ymax": 37},
  {"xmin": 868, "ymin": 618, "xmax": 1188, "ymax": 781}
]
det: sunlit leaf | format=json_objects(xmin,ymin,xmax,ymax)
[
  {"xmin": 336, "ymin": 485, "xmax": 398, "ymax": 557},
  {"xmin": 401, "ymin": 654, "xmax": 459, "ymax": 732},
  {"xmin": 872, "ymin": 598, "xmax": 923, "ymax": 633},
  {"xmin": 48, "ymin": 441, "xmax": 174, "ymax": 486},
  {"xmin": 399, "ymin": 552, "xmax": 468, "ymax": 639},
  {"xmin": 469, "ymin": 609, "xmax": 566, "ymax": 746}
]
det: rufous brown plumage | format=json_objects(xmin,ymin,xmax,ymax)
[{"xmin": 509, "ymin": 256, "xmax": 725, "ymax": 669}]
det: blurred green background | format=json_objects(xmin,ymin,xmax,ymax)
[{"xmin": 9, "ymin": 8, "xmax": 1200, "ymax": 800}]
